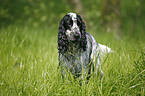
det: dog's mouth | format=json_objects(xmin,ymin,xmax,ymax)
[
  {"xmin": 70, "ymin": 34, "xmax": 81, "ymax": 43},
  {"xmin": 70, "ymin": 39, "xmax": 80, "ymax": 43}
]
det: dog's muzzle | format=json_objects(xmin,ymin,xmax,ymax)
[{"xmin": 74, "ymin": 33, "xmax": 80, "ymax": 40}]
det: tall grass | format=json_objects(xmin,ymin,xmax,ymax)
[{"xmin": 0, "ymin": 25, "xmax": 144, "ymax": 95}]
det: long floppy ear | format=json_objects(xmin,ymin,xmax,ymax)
[
  {"xmin": 57, "ymin": 17, "xmax": 68, "ymax": 53},
  {"xmin": 81, "ymin": 21, "xmax": 87, "ymax": 51},
  {"xmin": 77, "ymin": 15, "xmax": 87, "ymax": 51}
]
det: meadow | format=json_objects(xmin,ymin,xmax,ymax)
[
  {"xmin": 0, "ymin": 0, "xmax": 145, "ymax": 95},
  {"xmin": 0, "ymin": 24, "xmax": 144, "ymax": 95}
]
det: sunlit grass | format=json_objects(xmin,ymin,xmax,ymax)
[{"xmin": 0, "ymin": 25, "xmax": 144, "ymax": 95}]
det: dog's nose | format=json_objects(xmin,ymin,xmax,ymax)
[{"xmin": 74, "ymin": 33, "xmax": 80, "ymax": 39}]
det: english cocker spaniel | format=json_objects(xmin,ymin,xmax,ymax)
[{"xmin": 58, "ymin": 13, "xmax": 111, "ymax": 80}]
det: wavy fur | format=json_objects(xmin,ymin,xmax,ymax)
[
  {"xmin": 77, "ymin": 14, "xmax": 87, "ymax": 51},
  {"xmin": 58, "ymin": 14, "xmax": 87, "ymax": 53},
  {"xmin": 57, "ymin": 15, "xmax": 69, "ymax": 53},
  {"xmin": 58, "ymin": 13, "xmax": 104, "ymax": 80}
]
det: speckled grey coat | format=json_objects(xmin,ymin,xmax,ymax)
[{"xmin": 58, "ymin": 32, "xmax": 103, "ymax": 79}]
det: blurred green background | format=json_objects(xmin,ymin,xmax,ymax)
[
  {"xmin": 1, "ymin": 0, "xmax": 145, "ymax": 95},
  {"xmin": 0, "ymin": 0, "xmax": 145, "ymax": 40}
]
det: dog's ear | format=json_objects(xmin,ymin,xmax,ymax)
[
  {"xmin": 77, "ymin": 15, "xmax": 87, "ymax": 51},
  {"xmin": 58, "ymin": 16, "xmax": 69, "ymax": 53},
  {"xmin": 81, "ymin": 21, "xmax": 87, "ymax": 51}
]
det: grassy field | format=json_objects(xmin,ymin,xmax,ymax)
[{"xmin": 0, "ymin": 25, "xmax": 145, "ymax": 95}]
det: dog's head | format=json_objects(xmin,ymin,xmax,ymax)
[{"xmin": 58, "ymin": 13, "xmax": 87, "ymax": 53}]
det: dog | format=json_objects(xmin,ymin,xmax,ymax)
[{"xmin": 57, "ymin": 13, "xmax": 112, "ymax": 80}]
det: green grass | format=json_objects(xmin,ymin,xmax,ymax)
[{"xmin": 0, "ymin": 25, "xmax": 145, "ymax": 95}]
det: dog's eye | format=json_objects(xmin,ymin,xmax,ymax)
[
  {"xmin": 67, "ymin": 20, "xmax": 73, "ymax": 26},
  {"xmin": 65, "ymin": 20, "xmax": 73, "ymax": 30},
  {"xmin": 67, "ymin": 22, "xmax": 71, "ymax": 26}
]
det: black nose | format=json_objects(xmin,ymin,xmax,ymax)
[{"xmin": 74, "ymin": 33, "xmax": 80, "ymax": 39}]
